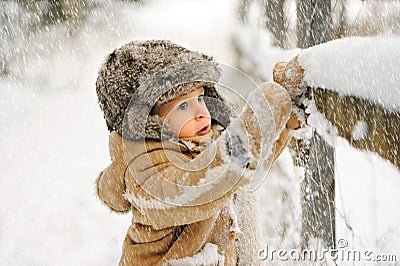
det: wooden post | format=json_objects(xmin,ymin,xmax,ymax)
[{"xmin": 296, "ymin": 0, "xmax": 336, "ymax": 250}]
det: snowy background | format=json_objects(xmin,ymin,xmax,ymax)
[{"xmin": 1, "ymin": 0, "xmax": 399, "ymax": 265}]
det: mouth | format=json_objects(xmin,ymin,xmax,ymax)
[{"xmin": 197, "ymin": 124, "xmax": 210, "ymax": 135}]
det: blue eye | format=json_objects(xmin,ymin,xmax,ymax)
[
  {"xmin": 178, "ymin": 102, "xmax": 188, "ymax": 111},
  {"xmin": 198, "ymin": 95, "xmax": 204, "ymax": 102}
]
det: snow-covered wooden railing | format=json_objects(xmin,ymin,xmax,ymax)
[
  {"xmin": 233, "ymin": 34, "xmax": 399, "ymax": 254},
  {"xmin": 270, "ymin": 37, "xmax": 400, "ymax": 252},
  {"xmin": 273, "ymin": 37, "xmax": 400, "ymax": 170}
]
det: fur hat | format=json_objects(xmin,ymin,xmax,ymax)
[{"xmin": 96, "ymin": 40, "xmax": 232, "ymax": 141}]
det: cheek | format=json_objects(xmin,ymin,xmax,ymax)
[
  {"xmin": 179, "ymin": 121, "xmax": 198, "ymax": 138},
  {"xmin": 166, "ymin": 112, "xmax": 193, "ymax": 136}
]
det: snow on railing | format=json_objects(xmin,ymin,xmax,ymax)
[{"xmin": 273, "ymin": 37, "xmax": 400, "ymax": 169}]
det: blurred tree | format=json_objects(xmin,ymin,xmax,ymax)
[
  {"xmin": 19, "ymin": 0, "xmax": 88, "ymax": 29},
  {"xmin": 237, "ymin": 0, "xmax": 252, "ymax": 24},
  {"xmin": 0, "ymin": 0, "xmax": 89, "ymax": 76},
  {"xmin": 332, "ymin": 0, "xmax": 346, "ymax": 39},
  {"xmin": 297, "ymin": 0, "xmax": 332, "ymax": 47},
  {"xmin": 264, "ymin": 0, "xmax": 286, "ymax": 48}
]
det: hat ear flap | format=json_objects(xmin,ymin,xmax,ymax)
[
  {"xmin": 145, "ymin": 114, "xmax": 175, "ymax": 141},
  {"xmin": 122, "ymin": 102, "xmax": 174, "ymax": 141},
  {"xmin": 204, "ymin": 85, "xmax": 233, "ymax": 129}
]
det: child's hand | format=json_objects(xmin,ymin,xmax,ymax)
[
  {"xmin": 273, "ymin": 55, "xmax": 306, "ymax": 106},
  {"xmin": 273, "ymin": 56, "xmax": 308, "ymax": 129},
  {"xmin": 286, "ymin": 112, "xmax": 301, "ymax": 130}
]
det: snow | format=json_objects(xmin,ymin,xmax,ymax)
[
  {"xmin": 335, "ymin": 137, "xmax": 400, "ymax": 255},
  {"xmin": 167, "ymin": 243, "xmax": 224, "ymax": 266},
  {"xmin": 225, "ymin": 198, "xmax": 241, "ymax": 234},
  {"xmin": 298, "ymin": 36, "xmax": 400, "ymax": 112},
  {"xmin": 304, "ymin": 98, "xmax": 338, "ymax": 145},
  {"xmin": 1, "ymin": 0, "xmax": 400, "ymax": 265},
  {"xmin": 255, "ymin": 148, "xmax": 302, "ymax": 250},
  {"xmin": 351, "ymin": 120, "xmax": 369, "ymax": 141}
]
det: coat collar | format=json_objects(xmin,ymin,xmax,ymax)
[{"xmin": 176, "ymin": 124, "xmax": 223, "ymax": 155}]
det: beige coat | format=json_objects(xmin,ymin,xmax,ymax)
[{"xmin": 96, "ymin": 83, "xmax": 295, "ymax": 266}]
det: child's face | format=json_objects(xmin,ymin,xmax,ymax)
[{"xmin": 156, "ymin": 87, "xmax": 212, "ymax": 138}]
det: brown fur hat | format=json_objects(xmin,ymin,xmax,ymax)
[{"xmin": 96, "ymin": 40, "xmax": 231, "ymax": 140}]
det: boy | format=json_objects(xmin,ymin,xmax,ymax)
[{"xmin": 96, "ymin": 40, "xmax": 297, "ymax": 265}]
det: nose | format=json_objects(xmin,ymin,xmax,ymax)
[
  {"xmin": 195, "ymin": 114, "xmax": 204, "ymax": 120},
  {"xmin": 194, "ymin": 102, "xmax": 208, "ymax": 121}
]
